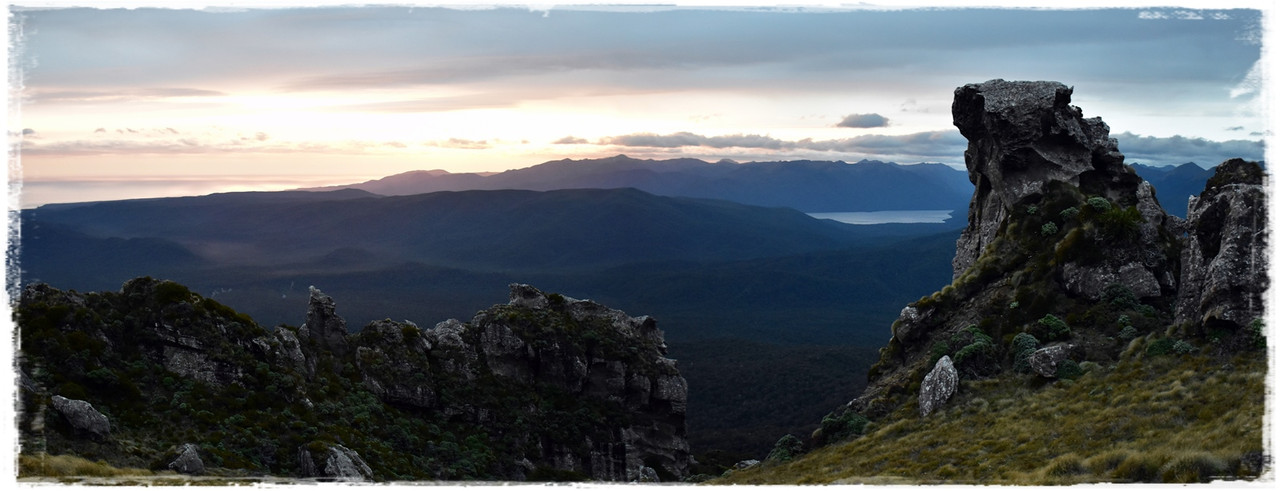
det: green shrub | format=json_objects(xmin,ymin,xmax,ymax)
[
  {"xmin": 1086, "ymin": 196, "xmax": 1112, "ymax": 212},
  {"xmin": 1041, "ymin": 222, "xmax": 1059, "ymax": 236},
  {"xmin": 1118, "ymin": 325, "xmax": 1139, "ymax": 341},
  {"xmin": 1099, "ymin": 206, "xmax": 1143, "ymax": 240},
  {"xmin": 1117, "ymin": 315, "xmax": 1132, "ymax": 327},
  {"xmin": 766, "ymin": 434, "xmax": 805, "ymax": 462},
  {"xmin": 1055, "ymin": 360, "xmax": 1083, "ymax": 380},
  {"xmin": 154, "ymin": 281, "xmax": 194, "ymax": 305},
  {"xmin": 820, "ymin": 410, "xmax": 869, "ymax": 444},
  {"xmin": 1026, "ymin": 205, "xmax": 1039, "ymax": 215},
  {"xmin": 1247, "ymin": 318, "xmax": 1266, "ymax": 349},
  {"xmin": 929, "ymin": 341, "xmax": 950, "ymax": 366},
  {"xmin": 1171, "ymin": 340, "xmax": 1196, "ymax": 355},
  {"xmin": 1011, "ymin": 332, "xmax": 1040, "ymax": 373},
  {"xmin": 1145, "ymin": 338, "xmax": 1176, "ymax": 357},
  {"xmin": 1038, "ymin": 314, "xmax": 1071, "ymax": 341},
  {"xmin": 1059, "ymin": 207, "xmax": 1080, "ymax": 221}
]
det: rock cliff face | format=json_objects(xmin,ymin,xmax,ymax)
[
  {"xmin": 844, "ymin": 79, "xmax": 1264, "ymax": 421},
  {"xmin": 1175, "ymin": 159, "xmax": 1268, "ymax": 331},
  {"xmin": 349, "ymin": 284, "xmax": 692, "ymax": 481},
  {"xmin": 17, "ymin": 278, "xmax": 691, "ymax": 482}
]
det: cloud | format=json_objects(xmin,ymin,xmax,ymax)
[
  {"xmin": 22, "ymin": 128, "xmax": 35, "ymax": 135},
  {"xmin": 598, "ymin": 130, "xmax": 968, "ymax": 160},
  {"xmin": 26, "ymin": 87, "xmax": 227, "ymax": 104},
  {"xmin": 429, "ymin": 138, "xmax": 491, "ymax": 150},
  {"xmin": 1114, "ymin": 132, "xmax": 1265, "ymax": 166},
  {"xmin": 836, "ymin": 113, "xmax": 889, "ymax": 128},
  {"xmin": 553, "ymin": 136, "xmax": 589, "ymax": 144}
]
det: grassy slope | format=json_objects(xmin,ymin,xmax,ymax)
[{"xmin": 718, "ymin": 340, "xmax": 1267, "ymax": 484}]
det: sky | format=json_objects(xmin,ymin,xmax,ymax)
[{"xmin": 5, "ymin": 1, "xmax": 1273, "ymax": 207}]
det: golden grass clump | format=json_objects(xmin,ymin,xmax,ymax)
[
  {"xmin": 715, "ymin": 353, "xmax": 1266, "ymax": 485},
  {"xmin": 19, "ymin": 453, "xmax": 154, "ymax": 478}
]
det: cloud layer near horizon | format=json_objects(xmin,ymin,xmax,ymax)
[{"xmin": 12, "ymin": 4, "xmax": 1268, "ymax": 182}]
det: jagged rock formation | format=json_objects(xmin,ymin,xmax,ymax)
[
  {"xmin": 17, "ymin": 278, "xmax": 691, "ymax": 482},
  {"xmin": 166, "ymin": 443, "xmax": 205, "ymax": 475},
  {"xmin": 951, "ymin": 79, "xmax": 1175, "ymax": 294},
  {"xmin": 349, "ymin": 284, "xmax": 692, "ymax": 481},
  {"xmin": 297, "ymin": 442, "xmax": 374, "ymax": 481},
  {"xmin": 49, "ymin": 395, "xmax": 110, "ymax": 441},
  {"xmin": 918, "ymin": 356, "xmax": 957, "ymax": 417},
  {"xmin": 1175, "ymin": 158, "xmax": 1268, "ymax": 331},
  {"xmin": 843, "ymin": 79, "xmax": 1262, "ymax": 423}
]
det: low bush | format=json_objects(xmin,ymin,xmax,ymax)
[
  {"xmin": 1037, "ymin": 314, "xmax": 1071, "ymax": 341},
  {"xmin": 766, "ymin": 434, "xmax": 805, "ymax": 463}
]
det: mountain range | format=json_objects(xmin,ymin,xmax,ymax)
[
  {"xmin": 18, "ymin": 185, "xmax": 960, "ymax": 458},
  {"xmin": 309, "ymin": 155, "xmax": 974, "ymax": 213},
  {"xmin": 13, "ymin": 146, "xmax": 1242, "ymax": 468},
  {"xmin": 308, "ymin": 155, "xmax": 1221, "ymax": 218}
]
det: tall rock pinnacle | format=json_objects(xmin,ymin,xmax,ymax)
[{"xmin": 950, "ymin": 79, "xmax": 1160, "ymax": 279}]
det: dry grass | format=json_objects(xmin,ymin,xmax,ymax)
[
  {"xmin": 18, "ymin": 453, "xmax": 155, "ymax": 478},
  {"xmin": 716, "ymin": 352, "xmax": 1267, "ymax": 485}
]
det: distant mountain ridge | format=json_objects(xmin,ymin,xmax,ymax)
[
  {"xmin": 1130, "ymin": 162, "xmax": 1216, "ymax": 218},
  {"xmin": 309, "ymin": 155, "xmax": 975, "ymax": 213},
  {"xmin": 21, "ymin": 187, "xmax": 880, "ymax": 275}
]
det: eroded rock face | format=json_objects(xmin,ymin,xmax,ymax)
[
  {"xmin": 848, "ymin": 80, "xmax": 1187, "ymax": 420},
  {"xmin": 297, "ymin": 442, "xmax": 375, "ymax": 481},
  {"xmin": 918, "ymin": 356, "xmax": 957, "ymax": 417},
  {"xmin": 345, "ymin": 284, "xmax": 692, "ymax": 481},
  {"xmin": 50, "ymin": 395, "xmax": 110, "ymax": 440},
  {"xmin": 299, "ymin": 286, "xmax": 349, "ymax": 356},
  {"xmin": 950, "ymin": 79, "xmax": 1154, "ymax": 279},
  {"xmin": 1176, "ymin": 159, "xmax": 1268, "ymax": 330},
  {"xmin": 167, "ymin": 443, "xmax": 205, "ymax": 475}
]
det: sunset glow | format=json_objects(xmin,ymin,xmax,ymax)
[{"xmin": 8, "ymin": 1, "xmax": 1270, "ymax": 207}]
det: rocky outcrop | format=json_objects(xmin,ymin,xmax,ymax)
[
  {"xmin": 846, "ymin": 80, "xmax": 1231, "ymax": 421},
  {"xmin": 1175, "ymin": 159, "xmax": 1268, "ymax": 330},
  {"xmin": 342, "ymin": 284, "xmax": 692, "ymax": 481},
  {"xmin": 49, "ymin": 395, "xmax": 110, "ymax": 440},
  {"xmin": 950, "ymin": 79, "xmax": 1173, "ymax": 291},
  {"xmin": 18, "ymin": 278, "xmax": 691, "ymax": 482},
  {"xmin": 1027, "ymin": 345, "xmax": 1071, "ymax": 378},
  {"xmin": 298, "ymin": 286, "xmax": 349, "ymax": 356},
  {"xmin": 918, "ymin": 356, "xmax": 957, "ymax": 417},
  {"xmin": 167, "ymin": 443, "xmax": 205, "ymax": 475},
  {"xmin": 297, "ymin": 442, "xmax": 374, "ymax": 481}
]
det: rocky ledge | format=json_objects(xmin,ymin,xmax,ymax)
[{"xmin": 18, "ymin": 279, "xmax": 692, "ymax": 482}]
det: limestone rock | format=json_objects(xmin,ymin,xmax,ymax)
[
  {"xmin": 1028, "ymin": 345, "xmax": 1071, "ymax": 378},
  {"xmin": 167, "ymin": 443, "xmax": 205, "ymax": 475},
  {"xmin": 950, "ymin": 79, "xmax": 1143, "ymax": 278},
  {"xmin": 1176, "ymin": 159, "xmax": 1268, "ymax": 330},
  {"xmin": 297, "ymin": 442, "xmax": 374, "ymax": 481},
  {"xmin": 734, "ymin": 459, "xmax": 761, "ymax": 470},
  {"xmin": 49, "ymin": 395, "xmax": 110, "ymax": 440},
  {"xmin": 919, "ymin": 356, "xmax": 958, "ymax": 417},
  {"xmin": 298, "ymin": 286, "xmax": 349, "ymax": 356},
  {"xmin": 635, "ymin": 466, "xmax": 660, "ymax": 482}
]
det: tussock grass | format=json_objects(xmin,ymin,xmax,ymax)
[
  {"xmin": 716, "ymin": 353, "xmax": 1267, "ymax": 485},
  {"xmin": 19, "ymin": 453, "xmax": 154, "ymax": 478}
]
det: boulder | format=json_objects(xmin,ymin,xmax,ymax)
[
  {"xmin": 297, "ymin": 442, "xmax": 374, "ymax": 481},
  {"xmin": 49, "ymin": 395, "xmax": 110, "ymax": 440},
  {"xmin": 167, "ymin": 443, "xmax": 205, "ymax": 475},
  {"xmin": 1028, "ymin": 345, "xmax": 1072, "ymax": 378},
  {"xmin": 919, "ymin": 356, "xmax": 958, "ymax": 417}
]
